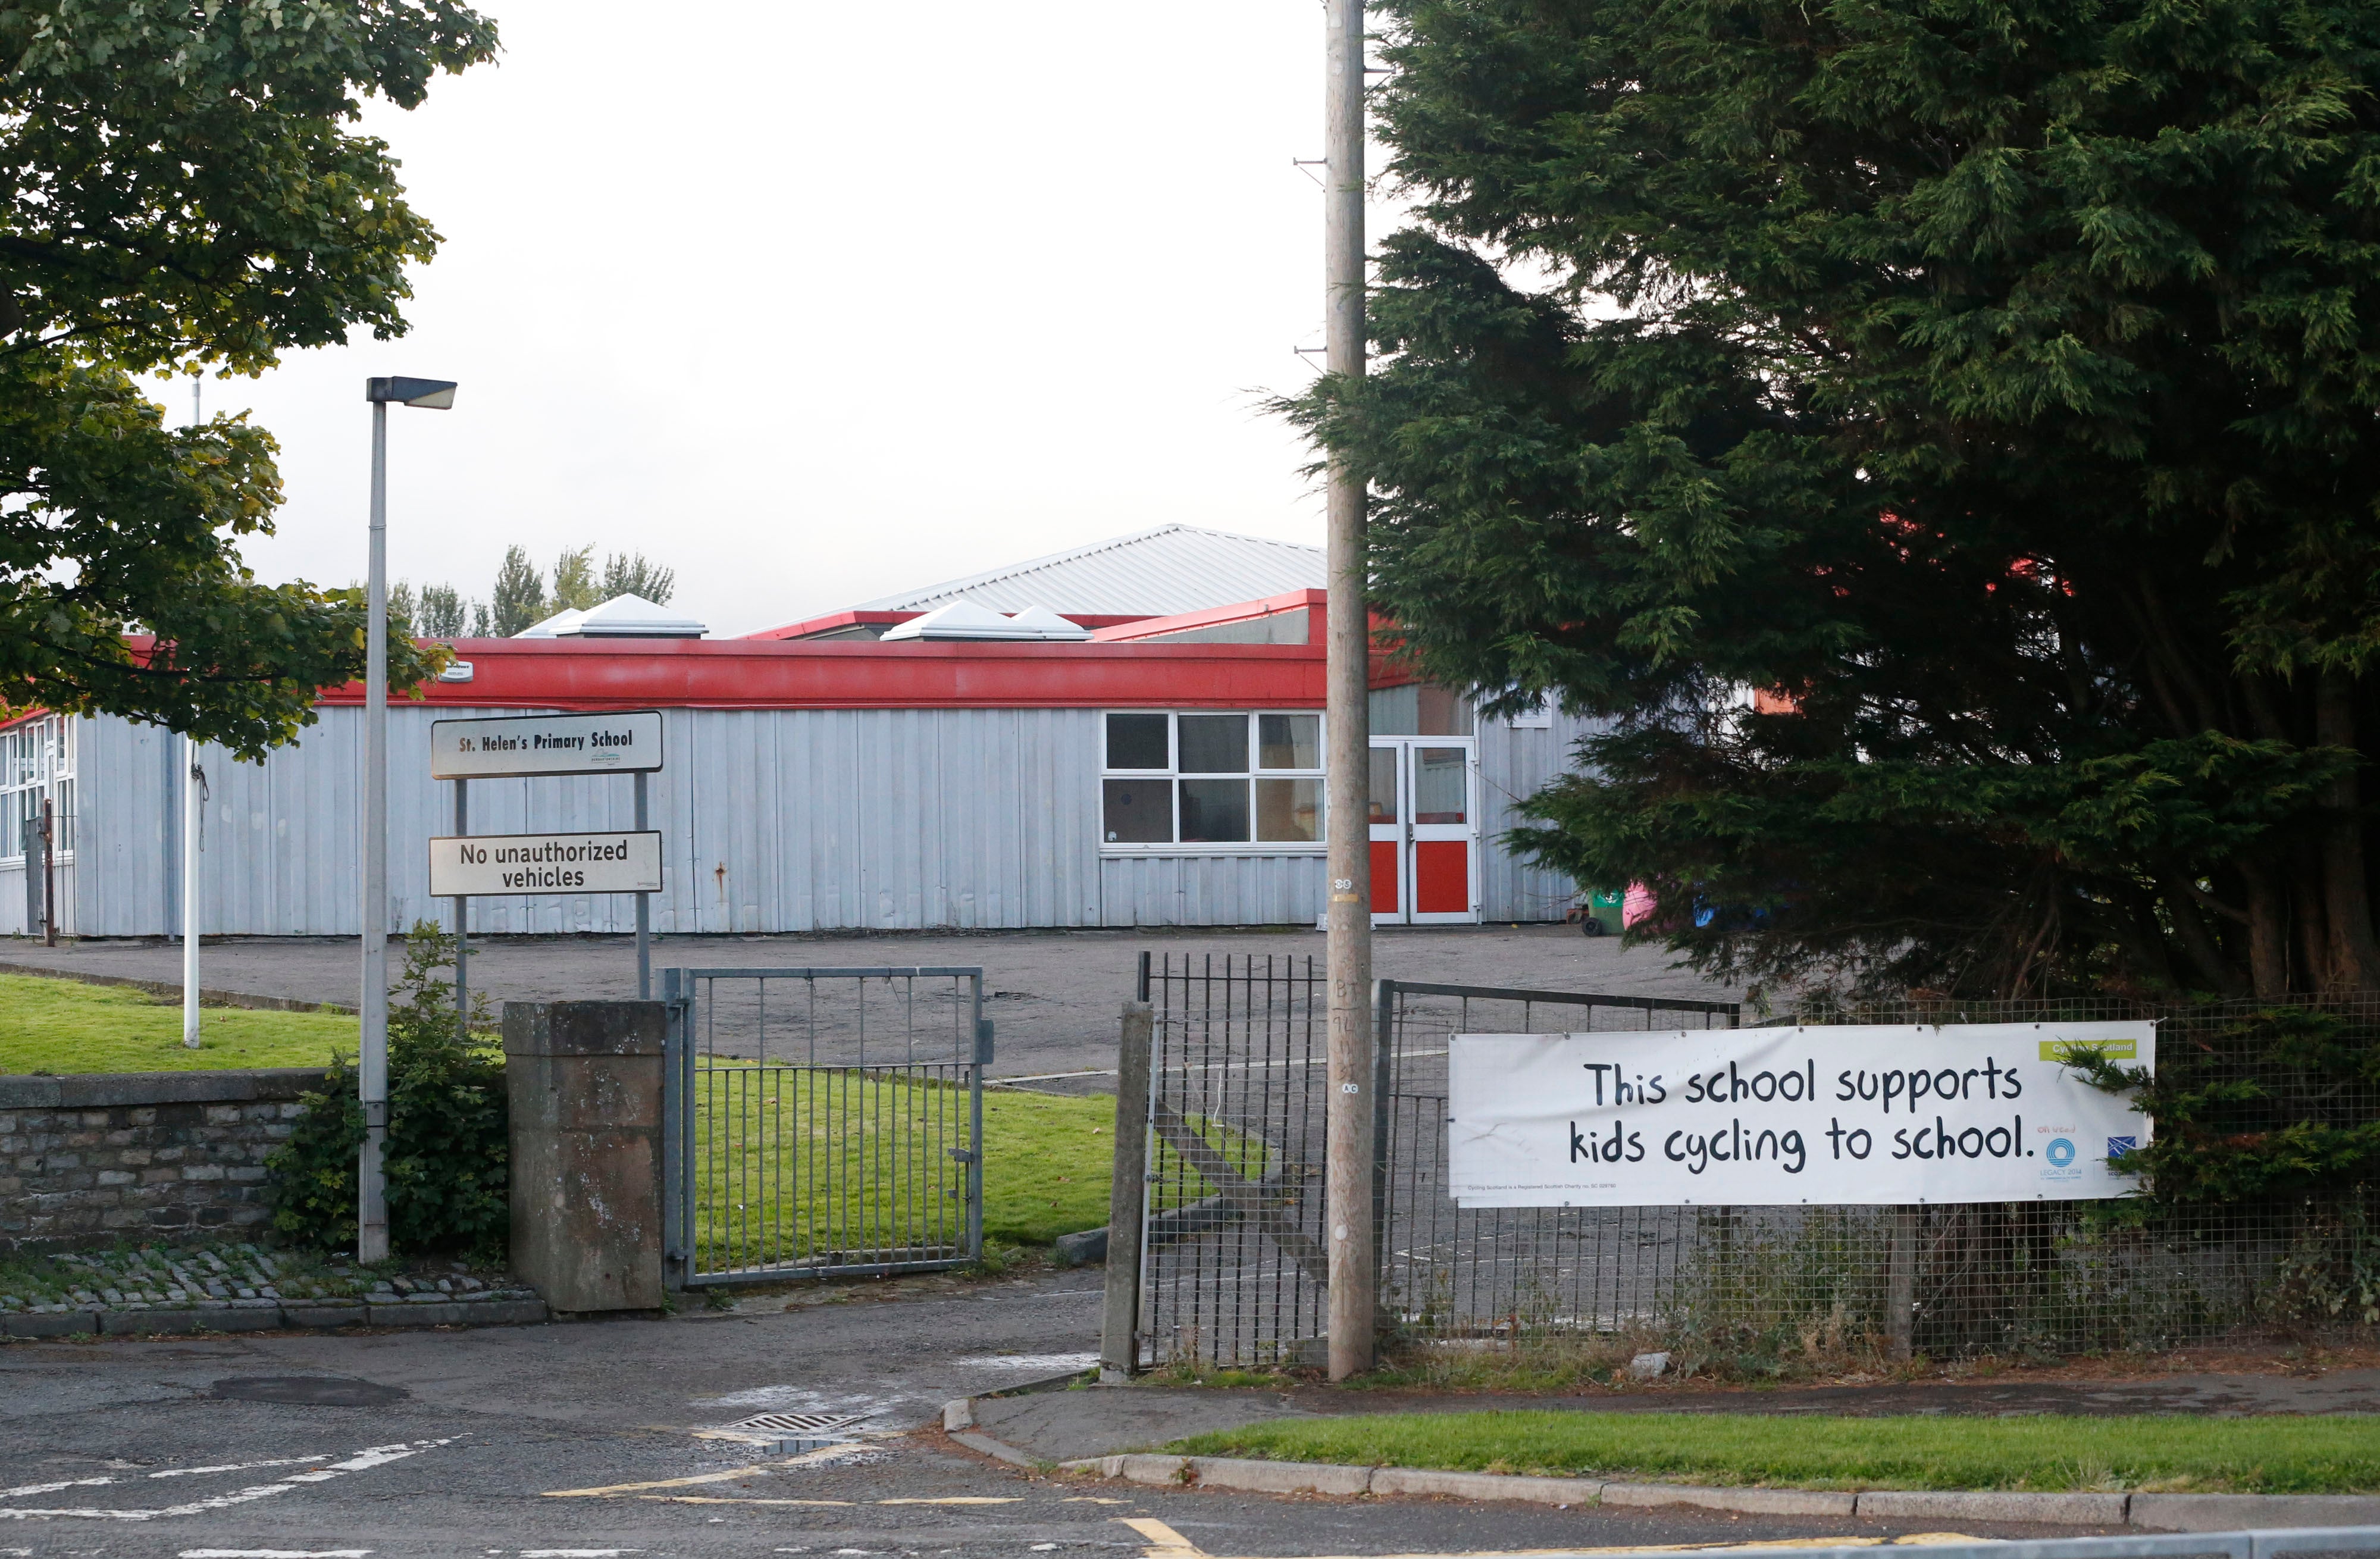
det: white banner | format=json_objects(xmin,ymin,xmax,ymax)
[
  {"xmin": 1448, "ymin": 1022, "xmax": 2153, "ymax": 1208},
  {"xmin": 430, "ymin": 710, "xmax": 663, "ymax": 778},
  {"xmin": 428, "ymin": 832, "xmax": 663, "ymax": 897}
]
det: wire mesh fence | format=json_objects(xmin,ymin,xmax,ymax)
[
  {"xmin": 663, "ymin": 967, "xmax": 986, "ymax": 1286},
  {"xmin": 1138, "ymin": 958, "xmax": 2380, "ymax": 1370}
]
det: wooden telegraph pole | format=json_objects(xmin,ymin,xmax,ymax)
[{"xmin": 1322, "ymin": 0, "xmax": 1374, "ymax": 1381}]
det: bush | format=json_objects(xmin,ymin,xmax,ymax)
[{"xmin": 266, "ymin": 923, "xmax": 508, "ymax": 1259}]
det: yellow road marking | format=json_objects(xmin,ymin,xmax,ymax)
[
  {"xmin": 1123, "ymin": 1516, "xmax": 1205, "ymax": 1556},
  {"xmin": 878, "ymin": 1497, "xmax": 1022, "ymax": 1505}
]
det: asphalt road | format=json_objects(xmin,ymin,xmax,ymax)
[
  {"xmin": 0, "ymin": 1269, "xmax": 2126, "ymax": 1559},
  {"xmin": 2, "ymin": 926, "xmax": 1737, "ymax": 1087}
]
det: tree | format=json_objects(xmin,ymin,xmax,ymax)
[
  {"xmin": 549, "ymin": 545, "xmax": 599, "ymax": 612},
  {"xmin": 487, "ymin": 545, "xmax": 546, "ymax": 636},
  {"xmin": 1299, "ymin": 0, "xmax": 2380, "ymax": 997},
  {"xmin": 0, "ymin": 0, "xmax": 498, "ymax": 761},
  {"xmin": 600, "ymin": 552, "xmax": 675, "ymax": 605}
]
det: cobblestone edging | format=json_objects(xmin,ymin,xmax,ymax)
[
  {"xmin": 0, "ymin": 1067, "xmax": 330, "ymax": 1251},
  {"xmin": 931, "ymin": 1407, "xmax": 2380, "ymax": 1536},
  {"xmin": 1, "ymin": 1291, "xmax": 549, "ymax": 1338}
]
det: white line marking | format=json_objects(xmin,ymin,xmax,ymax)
[
  {"xmin": 0, "ymin": 1476, "xmax": 115, "ymax": 1499},
  {"xmin": 0, "ymin": 1439, "xmax": 450, "ymax": 1522},
  {"xmin": 179, "ymin": 1550, "xmax": 371, "ymax": 1557},
  {"xmin": 521, "ymin": 1551, "xmax": 642, "ymax": 1557},
  {"xmin": 153, "ymin": 1457, "xmax": 329, "ymax": 1480}
]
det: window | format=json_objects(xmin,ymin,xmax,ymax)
[
  {"xmin": 1102, "ymin": 710, "xmax": 1324, "ymax": 849},
  {"xmin": 0, "ymin": 714, "xmax": 74, "ymax": 862}
]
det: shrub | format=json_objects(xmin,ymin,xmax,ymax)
[{"xmin": 266, "ymin": 923, "xmax": 508, "ymax": 1259}]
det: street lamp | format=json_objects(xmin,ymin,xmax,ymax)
[{"xmin": 358, "ymin": 375, "xmax": 457, "ymax": 1264}]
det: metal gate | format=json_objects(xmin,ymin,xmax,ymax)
[
  {"xmin": 661, "ymin": 966, "xmax": 989, "ymax": 1287},
  {"xmin": 1133, "ymin": 956, "xmax": 1740, "ymax": 1369}
]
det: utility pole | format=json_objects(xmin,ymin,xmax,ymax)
[{"xmin": 1322, "ymin": 0, "xmax": 1374, "ymax": 1381}]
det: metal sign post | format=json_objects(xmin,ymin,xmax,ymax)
[{"xmin": 429, "ymin": 710, "xmax": 666, "ymax": 1006}]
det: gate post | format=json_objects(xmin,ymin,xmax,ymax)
[
  {"xmin": 505, "ymin": 1000, "xmax": 667, "ymax": 1313},
  {"xmin": 1101, "ymin": 1000, "xmax": 1154, "ymax": 1381}
]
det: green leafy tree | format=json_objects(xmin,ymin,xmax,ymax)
[
  {"xmin": 600, "ymin": 551, "xmax": 675, "ymax": 606},
  {"xmin": 0, "ymin": 0, "xmax": 498, "ymax": 760},
  {"xmin": 487, "ymin": 544, "xmax": 546, "ymax": 636},
  {"xmin": 412, "ymin": 582, "xmax": 473, "ymax": 639},
  {"xmin": 548, "ymin": 544, "xmax": 599, "ymax": 612},
  {"xmin": 1300, "ymin": 0, "xmax": 2380, "ymax": 997}
]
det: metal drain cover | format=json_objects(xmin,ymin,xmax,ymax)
[
  {"xmin": 722, "ymin": 1411, "xmax": 867, "ymax": 1452},
  {"xmin": 211, "ymin": 1375, "xmax": 410, "ymax": 1407}
]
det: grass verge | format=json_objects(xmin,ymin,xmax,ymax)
[
  {"xmin": 1170, "ymin": 1410, "xmax": 2380, "ymax": 1494},
  {"xmin": 0, "ymin": 973, "xmax": 356, "ymax": 1074}
]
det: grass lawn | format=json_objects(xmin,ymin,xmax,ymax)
[
  {"xmin": 690, "ymin": 1067, "xmax": 1232, "ymax": 1259},
  {"xmin": 1171, "ymin": 1410, "xmax": 2380, "ymax": 1494},
  {"xmin": 0, "ymin": 973, "xmax": 355, "ymax": 1075}
]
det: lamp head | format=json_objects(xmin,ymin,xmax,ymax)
[{"xmin": 365, "ymin": 376, "xmax": 459, "ymax": 409}]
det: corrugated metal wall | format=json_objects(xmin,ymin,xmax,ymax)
[
  {"xmin": 65, "ymin": 703, "xmax": 1600, "ymax": 937},
  {"xmin": 1474, "ymin": 708, "xmax": 1607, "ymax": 922}
]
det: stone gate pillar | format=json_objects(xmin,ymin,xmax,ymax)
[{"xmin": 504, "ymin": 1000, "xmax": 665, "ymax": 1312}]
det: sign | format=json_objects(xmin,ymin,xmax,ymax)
[
  {"xmin": 428, "ymin": 832, "xmax": 663, "ymax": 897},
  {"xmin": 1448, "ymin": 1022, "xmax": 2154, "ymax": 1209},
  {"xmin": 430, "ymin": 710, "xmax": 663, "ymax": 779}
]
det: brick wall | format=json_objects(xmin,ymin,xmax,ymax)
[{"xmin": 0, "ymin": 1069, "xmax": 329, "ymax": 1253}]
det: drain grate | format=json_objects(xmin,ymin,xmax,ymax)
[{"xmin": 721, "ymin": 1411, "xmax": 868, "ymax": 1453}]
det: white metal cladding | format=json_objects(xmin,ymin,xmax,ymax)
[
  {"xmin": 1474, "ymin": 706, "xmax": 1610, "ymax": 922},
  {"xmin": 1099, "ymin": 853, "xmax": 1326, "ymax": 928},
  {"xmin": 58, "ymin": 701, "xmax": 1604, "ymax": 937}
]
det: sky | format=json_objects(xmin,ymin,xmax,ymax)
[{"xmin": 174, "ymin": 2, "xmax": 1402, "ymax": 638}]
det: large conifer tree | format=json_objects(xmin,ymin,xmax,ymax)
[{"xmin": 1302, "ymin": 0, "xmax": 2380, "ymax": 996}]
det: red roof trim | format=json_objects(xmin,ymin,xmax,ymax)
[
  {"xmin": 1089, "ymin": 589, "xmax": 1326, "ymax": 644},
  {"xmin": 314, "ymin": 636, "xmax": 1328, "ymax": 710}
]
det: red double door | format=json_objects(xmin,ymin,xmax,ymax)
[{"xmin": 1367, "ymin": 738, "xmax": 1478, "ymax": 924}]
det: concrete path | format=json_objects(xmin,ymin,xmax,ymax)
[
  {"xmin": 0, "ymin": 1268, "xmax": 2133, "ymax": 1558},
  {"xmin": 2, "ymin": 925, "xmax": 1736, "ymax": 1086}
]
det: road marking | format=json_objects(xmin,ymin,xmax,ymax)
[
  {"xmin": 155, "ymin": 1457, "xmax": 330, "ymax": 1480},
  {"xmin": 545, "ymin": 1445, "xmax": 865, "ymax": 1498},
  {"xmin": 520, "ymin": 1551, "xmax": 643, "ymax": 1557},
  {"xmin": 1066, "ymin": 1497, "xmax": 1130, "ymax": 1504},
  {"xmin": 179, "ymin": 1551, "xmax": 371, "ymax": 1558},
  {"xmin": 877, "ymin": 1496, "xmax": 1020, "ymax": 1505},
  {"xmin": 635, "ymin": 1497, "xmax": 855, "ymax": 1507},
  {"xmin": 0, "ymin": 1441, "xmax": 451, "ymax": 1523},
  {"xmin": 1122, "ymin": 1517, "xmax": 1204, "ymax": 1557}
]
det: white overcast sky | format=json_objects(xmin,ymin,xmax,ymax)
[{"xmin": 174, "ymin": 2, "xmax": 1398, "ymax": 638}]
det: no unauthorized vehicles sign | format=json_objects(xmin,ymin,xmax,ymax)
[{"xmin": 429, "ymin": 831, "xmax": 663, "ymax": 897}]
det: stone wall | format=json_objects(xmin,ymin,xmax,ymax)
[{"xmin": 0, "ymin": 1069, "xmax": 328, "ymax": 1252}]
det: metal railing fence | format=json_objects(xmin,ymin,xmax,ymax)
[
  {"xmin": 1137, "ymin": 951, "xmax": 1331, "ymax": 1370},
  {"xmin": 1386, "ymin": 990, "xmax": 2380, "ymax": 1363},
  {"xmin": 1131, "ymin": 959, "xmax": 2380, "ymax": 1369},
  {"xmin": 662, "ymin": 966, "xmax": 987, "ymax": 1287}
]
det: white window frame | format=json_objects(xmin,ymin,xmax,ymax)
[
  {"xmin": 1100, "ymin": 709, "xmax": 1327, "ymax": 855},
  {"xmin": 0, "ymin": 713, "xmax": 74, "ymax": 864}
]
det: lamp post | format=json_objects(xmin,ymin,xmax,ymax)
[{"xmin": 358, "ymin": 375, "xmax": 458, "ymax": 1264}]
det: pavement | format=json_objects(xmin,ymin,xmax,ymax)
[
  {"xmin": 1, "ymin": 925, "xmax": 1735, "ymax": 1088},
  {"xmin": 0, "ymin": 1266, "xmax": 2173, "ymax": 1559}
]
